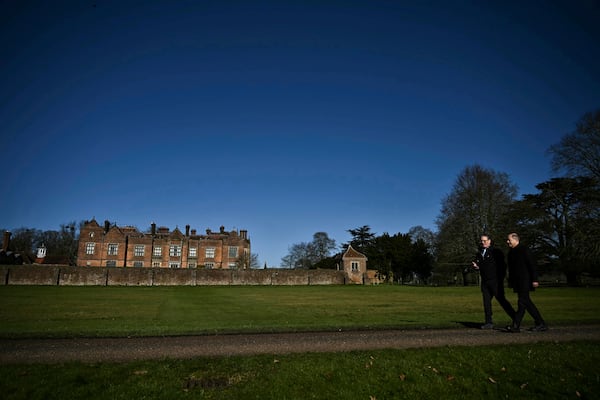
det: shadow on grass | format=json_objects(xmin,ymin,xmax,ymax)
[{"xmin": 453, "ymin": 321, "xmax": 483, "ymax": 329}]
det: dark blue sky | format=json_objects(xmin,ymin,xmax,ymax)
[{"xmin": 2, "ymin": 1, "xmax": 599, "ymax": 266}]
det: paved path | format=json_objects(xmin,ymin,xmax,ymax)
[{"xmin": 1, "ymin": 325, "xmax": 599, "ymax": 364}]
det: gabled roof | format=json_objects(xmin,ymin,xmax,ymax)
[
  {"xmin": 85, "ymin": 219, "xmax": 100, "ymax": 228},
  {"xmin": 120, "ymin": 226, "xmax": 145, "ymax": 238},
  {"xmin": 343, "ymin": 245, "xmax": 367, "ymax": 260},
  {"xmin": 170, "ymin": 227, "xmax": 185, "ymax": 239},
  {"xmin": 106, "ymin": 225, "xmax": 126, "ymax": 237},
  {"xmin": 120, "ymin": 226, "xmax": 140, "ymax": 234}
]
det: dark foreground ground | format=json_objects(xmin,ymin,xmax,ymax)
[{"xmin": 1, "ymin": 324, "xmax": 599, "ymax": 364}]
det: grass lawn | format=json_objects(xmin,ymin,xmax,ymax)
[
  {"xmin": 1, "ymin": 285, "xmax": 599, "ymax": 399},
  {"xmin": 1, "ymin": 342, "xmax": 598, "ymax": 399},
  {"xmin": 0, "ymin": 285, "xmax": 599, "ymax": 338}
]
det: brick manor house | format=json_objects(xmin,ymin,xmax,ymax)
[{"xmin": 77, "ymin": 219, "xmax": 250, "ymax": 269}]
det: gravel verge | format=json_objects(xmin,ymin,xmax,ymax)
[{"xmin": 1, "ymin": 325, "xmax": 599, "ymax": 364}]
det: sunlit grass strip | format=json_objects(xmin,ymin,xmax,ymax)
[
  {"xmin": 1, "ymin": 341, "xmax": 598, "ymax": 400},
  {"xmin": 0, "ymin": 285, "xmax": 599, "ymax": 338}
]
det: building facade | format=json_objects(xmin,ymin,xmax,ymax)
[
  {"xmin": 77, "ymin": 219, "xmax": 250, "ymax": 269},
  {"xmin": 342, "ymin": 245, "xmax": 368, "ymax": 284}
]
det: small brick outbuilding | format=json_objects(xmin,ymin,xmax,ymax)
[{"xmin": 342, "ymin": 245, "xmax": 368, "ymax": 284}]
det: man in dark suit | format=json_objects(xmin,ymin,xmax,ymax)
[
  {"xmin": 504, "ymin": 232, "xmax": 548, "ymax": 332},
  {"xmin": 472, "ymin": 234, "xmax": 516, "ymax": 329}
]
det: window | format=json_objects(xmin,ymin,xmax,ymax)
[
  {"xmin": 153, "ymin": 246, "xmax": 162, "ymax": 257},
  {"xmin": 134, "ymin": 245, "xmax": 145, "ymax": 257},
  {"xmin": 351, "ymin": 261, "xmax": 360, "ymax": 272},
  {"xmin": 228, "ymin": 246, "xmax": 238, "ymax": 258},
  {"xmin": 205, "ymin": 262, "xmax": 214, "ymax": 269},
  {"xmin": 107, "ymin": 243, "xmax": 118, "ymax": 256},
  {"xmin": 189, "ymin": 247, "xmax": 197, "ymax": 257},
  {"xmin": 106, "ymin": 260, "xmax": 116, "ymax": 267},
  {"xmin": 85, "ymin": 243, "xmax": 95, "ymax": 255},
  {"xmin": 152, "ymin": 261, "xmax": 161, "ymax": 267},
  {"xmin": 169, "ymin": 262, "xmax": 180, "ymax": 268},
  {"xmin": 188, "ymin": 262, "xmax": 197, "ymax": 269},
  {"xmin": 205, "ymin": 247, "xmax": 215, "ymax": 259},
  {"xmin": 169, "ymin": 245, "xmax": 181, "ymax": 257},
  {"xmin": 37, "ymin": 246, "xmax": 46, "ymax": 258},
  {"xmin": 228, "ymin": 262, "xmax": 237, "ymax": 269},
  {"xmin": 133, "ymin": 261, "xmax": 143, "ymax": 268}
]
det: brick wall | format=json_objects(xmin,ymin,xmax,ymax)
[
  {"xmin": 0, "ymin": 265, "xmax": 9, "ymax": 285},
  {"xmin": 0, "ymin": 265, "xmax": 348, "ymax": 286},
  {"xmin": 59, "ymin": 266, "xmax": 107, "ymax": 286},
  {"xmin": 107, "ymin": 268, "xmax": 154, "ymax": 286},
  {"xmin": 153, "ymin": 268, "xmax": 196, "ymax": 286},
  {"xmin": 8, "ymin": 265, "xmax": 60, "ymax": 285},
  {"xmin": 231, "ymin": 269, "xmax": 272, "ymax": 285}
]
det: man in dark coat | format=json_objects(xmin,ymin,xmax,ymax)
[
  {"xmin": 504, "ymin": 232, "xmax": 548, "ymax": 332},
  {"xmin": 472, "ymin": 234, "xmax": 516, "ymax": 329}
]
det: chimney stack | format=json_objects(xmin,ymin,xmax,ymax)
[
  {"xmin": 151, "ymin": 222, "xmax": 156, "ymax": 236},
  {"xmin": 185, "ymin": 225, "xmax": 190, "ymax": 236},
  {"xmin": 2, "ymin": 231, "xmax": 10, "ymax": 252},
  {"xmin": 104, "ymin": 220, "xmax": 110, "ymax": 233}
]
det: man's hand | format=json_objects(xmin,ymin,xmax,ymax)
[
  {"xmin": 471, "ymin": 261, "xmax": 479, "ymax": 270},
  {"xmin": 532, "ymin": 281, "xmax": 539, "ymax": 288}
]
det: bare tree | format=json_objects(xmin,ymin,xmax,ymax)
[
  {"xmin": 6, "ymin": 228, "xmax": 39, "ymax": 258},
  {"xmin": 281, "ymin": 232, "xmax": 337, "ymax": 269},
  {"xmin": 286, "ymin": 242, "xmax": 314, "ymax": 269},
  {"xmin": 548, "ymin": 109, "xmax": 600, "ymax": 181},
  {"xmin": 408, "ymin": 225, "xmax": 436, "ymax": 254},
  {"xmin": 311, "ymin": 232, "xmax": 336, "ymax": 260},
  {"xmin": 236, "ymin": 252, "xmax": 260, "ymax": 269},
  {"xmin": 436, "ymin": 165, "xmax": 518, "ymax": 264}
]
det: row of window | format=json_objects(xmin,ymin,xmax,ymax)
[
  {"xmin": 86, "ymin": 243, "xmax": 239, "ymax": 258},
  {"xmin": 104, "ymin": 261, "xmax": 236, "ymax": 268}
]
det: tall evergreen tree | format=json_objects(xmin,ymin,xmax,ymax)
[
  {"xmin": 508, "ymin": 177, "xmax": 600, "ymax": 284},
  {"xmin": 346, "ymin": 225, "xmax": 376, "ymax": 252}
]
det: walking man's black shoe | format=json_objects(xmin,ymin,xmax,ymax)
[
  {"xmin": 527, "ymin": 324, "xmax": 549, "ymax": 332},
  {"xmin": 481, "ymin": 323, "xmax": 494, "ymax": 330},
  {"xmin": 503, "ymin": 325, "xmax": 520, "ymax": 333}
]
